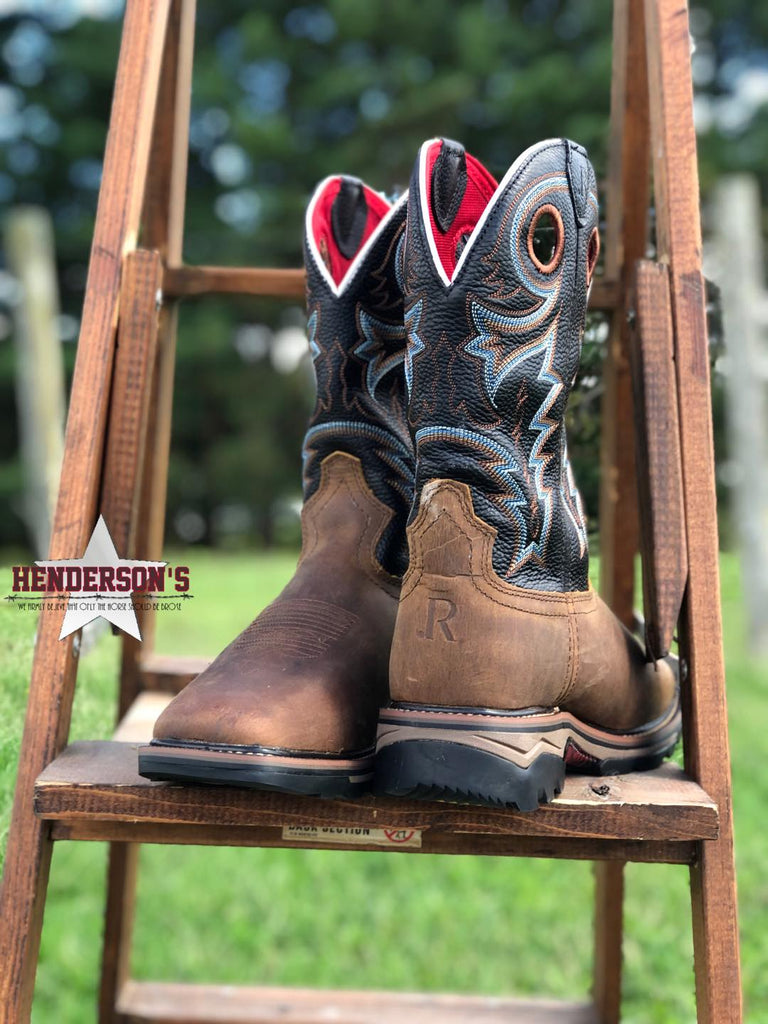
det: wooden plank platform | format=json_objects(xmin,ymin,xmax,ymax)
[
  {"xmin": 34, "ymin": 694, "xmax": 719, "ymax": 860},
  {"xmin": 116, "ymin": 981, "xmax": 598, "ymax": 1023},
  {"xmin": 34, "ymin": 691, "xmax": 717, "ymax": 861}
]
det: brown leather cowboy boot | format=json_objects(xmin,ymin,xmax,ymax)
[
  {"xmin": 139, "ymin": 176, "xmax": 413, "ymax": 797},
  {"xmin": 375, "ymin": 138, "xmax": 681, "ymax": 810}
]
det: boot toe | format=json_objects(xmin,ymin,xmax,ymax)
[{"xmin": 152, "ymin": 665, "xmax": 375, "ymax": 754}]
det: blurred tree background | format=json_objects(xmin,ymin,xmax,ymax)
[{"xmin": 0, "ymin": 0, "xmax": 766, "ymax": 551}]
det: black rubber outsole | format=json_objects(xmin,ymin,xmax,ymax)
[
  {"xmin": 374, "ymin": 741, "xmax": 567, "ymax": 811},
  {"xmin": 374, "ymin": 737, "xmax": 679, "ymax": 811},
  {"xmin": 138, "ymin": 752, "xmax": 372, "ymax": 799}
]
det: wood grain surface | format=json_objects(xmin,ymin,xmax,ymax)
[
  {"xmin": 117, "ymin": 981, "xmax": 599, "ymax": 1024},
  {"xmin": 34, "ymin": 741, "xmax": 717, "ymax": 845},
  {"xmin": 630, "ymin": 260, "xmax": 688, "ymax": 659},
  {"xmin": 0, "ymin": 3, "xmax": 172, "ymax": 1019},
  {"xmin": 646, "ymin": 0, "xmax": 743, "ymax": 1019}
]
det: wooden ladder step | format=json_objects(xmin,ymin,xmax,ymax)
[
  {"xmin": 112, "ymin": 692, "xmax": 176, "ymax": 743},
  {"xmin": 160, "ymin": 264, "xmax": 620, "ymax": 310},
  {"xmin": 116, "ymin": 981, "xmax": 598, "ymax": 1023},
  {"xmin": 163, "ymin": 265, "xmax": 305, "ymax": 299},
  {"xmin": 34, "ymin": 692, "xmax": 717, "ymax": 861},
  {"xmin": 138, "ymin": 653, "xmax": 212, "ymax": 694}
]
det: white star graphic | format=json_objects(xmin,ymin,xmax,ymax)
[{"xmin": 36, "ymin": 515, "xmax": 166, "ymax": 641}]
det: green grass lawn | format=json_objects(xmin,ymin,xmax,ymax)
[{"xmin": 1, "ymin": 550, "xmax": 766, "ymax": 1023}]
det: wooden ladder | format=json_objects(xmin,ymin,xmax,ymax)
[{"xmin": 0, "ymin": 0, "xmax": 742, "ymax": 1021}]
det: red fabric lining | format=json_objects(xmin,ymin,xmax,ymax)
[
  {"xmin": 425, "ymin": 141, "xmax": 498, "ymax": 280},
  {"xmin": 310, "ymin": 177, "xmax": 391, "ymax": 286}
]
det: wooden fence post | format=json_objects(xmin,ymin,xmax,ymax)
[
  {"xmin": 713, "ymin": 174, "xmax": 768, "ymax": 655},
  {"xmin": 5, "ymin": 206, "xmax": 66, "ymax": 558}
]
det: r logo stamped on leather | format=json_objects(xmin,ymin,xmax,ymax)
[{"xmin": 417, "ymin": 595, "xmax": 458, "ymax": 642}]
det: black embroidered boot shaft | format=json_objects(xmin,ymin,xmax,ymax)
[
  {"xmin": 402, "ymin": 136, "xmax": 598, "ymax": 591},
  {"xmin": 303, "ymin": 176, "xmax": 413, "ymax": 577}
]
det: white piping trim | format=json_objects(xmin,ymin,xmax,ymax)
[
  {"xmin": 418, "ymin": 136, "xmax": 564, "ymax": 289},
  {"xmin": 304, "ymin": 177, "xmax": 409, "ymax": 298}
]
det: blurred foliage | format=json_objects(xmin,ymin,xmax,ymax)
[{"xmin": 0, "ymin": 0, "xmax": 765, "ymax": 548}]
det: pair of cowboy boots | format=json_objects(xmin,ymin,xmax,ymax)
[{"xmin": 139, "ymin": 137, "xmax": 680, "ymax": 811}]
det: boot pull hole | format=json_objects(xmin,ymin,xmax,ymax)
[
  {"xmin": 586, "ymin": 227, "xmax": 600, "ymax": 285},
  {"xmin": 528, "ymin": 205, "xmax": 564, "ymax": 274}
]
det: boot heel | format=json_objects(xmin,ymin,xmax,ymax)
[
  {"xmin": 375, "ymin": 707, "xmax": 567, "ymax": 811},
  {"xmin": 375, "ymin": 699, "xmax": 681, "ymax": 810}
]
